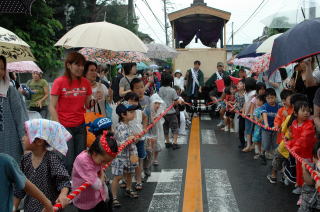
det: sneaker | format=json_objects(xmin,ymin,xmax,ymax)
[
  {"xmin": 223, "ymin": 126, "xmax": 229, "ymax": 132},
  {"xmin": 217, "ymin": 120, "xmax": 224, "ymax": 127},
  {"xmin": 215, "ymin": 104, "xmax": 222, "ymax": 112},
  {"xmin": 267, "ymin": 175, "xmax": 277, "ymax": 184},
  {"xmin": 172, "ymin": 144, "xmax": 181, "ymax": 150},
  {"xmin": 259, "ymin": 154, "xmax": 267, "ymax": 165},
  {"xmin": 265, "ymin": 152, "xmax": 274, "ymax": 160},
  {"xmin": 165, "ymin": 143, "xmax": 172, "ymax": 148},
  {"xmin": 253, "ymin": 154, "xmax": 260, "ymax": 160},
  {"xmin": 230, "ymin": 128, "xmax": 235, "ymax": 133},
  {"xmin": 292, "ymin": 187, "xmax": 302, "ymax": 195}
]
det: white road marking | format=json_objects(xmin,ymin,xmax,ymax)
[
  {"xmin": 201, "ymin": 114, "xmax": 211, "ymax": 120},
  {"xmin": 201, "ymin": 129, "xmax": 218, "ymax": 144},
  {"xmin": 205, "ymin": 169, "xmax": 240, "ymax": 212},
  {"xmin": 148, "ymin": 169, "xmax": 183, "ymax": 212}
]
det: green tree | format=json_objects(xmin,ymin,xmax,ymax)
[{"xmin": 0, "ymin": 0, "xmax": 63, "ymax": 77}]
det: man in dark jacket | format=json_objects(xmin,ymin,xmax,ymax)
[
  {"xmin": 111, "ymin": 68, "xmax": 124, "ymax": 102},
  {"xmin": 184, "ymin": 60, "xmax": 204, "ymax": 114}
]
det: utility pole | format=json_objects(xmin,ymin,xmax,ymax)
[
  {"xmin": 231, "ymin": 22, "xmax": 234, "ymax": 54},
  {"xmin": 128, "ymin": 0, "xmax": 134, "ymax": 25},
  {"xmin": 309, "ymin": 1, "xmax": 316, "ymax": 19},
  {"xmin": 163, "ymin": 0, "xmax": 169, "ymax": 46}
]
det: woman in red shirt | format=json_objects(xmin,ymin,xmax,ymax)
[{"xmin": 49, "ymin": 52, "xmax": 93, "ymax": 173}]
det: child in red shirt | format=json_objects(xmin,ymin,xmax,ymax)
[{"xmin": 287, "ymin": 101, "xmax": 317, "ymax": 191}]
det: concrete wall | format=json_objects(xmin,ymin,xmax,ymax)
[{"xmin": 173, "ymin": 48, "xmax": 227, "ymax": 80}]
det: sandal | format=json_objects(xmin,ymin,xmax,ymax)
[
  {"xmin": 153, "ymin": 160, "xmax": 159, "ymax": 166},
  {"xmin": 125, "ymin": 189, "xmax": 139, "ymax": 198},
  {"xmin": 119, "ymin": 180, "xmax": 126, "ymax": 188},
  {"xmin": 135, "ymin": 183, "xmax": 143, "ymax": 191},
  {"xmin": 112, "ymin": 198, "xmax": 121, "ymax": 208}
]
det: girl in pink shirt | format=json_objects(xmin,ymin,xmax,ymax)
[{"xmin": 72, "ymin": 129, "xmax": 118, "ymax": 212}]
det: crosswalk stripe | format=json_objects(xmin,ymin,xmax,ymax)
[
  {"xmin": 205, "ymin": 169, "xmax": 240, "ymax": 212},
  {"xmin": 148, "ymin": 169, "xmax": 183, "ymax": 212},
  {"xmin": 201, "ymin": 129, "xmax": 218, "ymax": 144}
]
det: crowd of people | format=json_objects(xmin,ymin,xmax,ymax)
[{"xmin": 2, "ymin": 49, "xmax": 320, "ymax": 212}]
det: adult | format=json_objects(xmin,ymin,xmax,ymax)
[
  {"xmin": 174, "ymin": 70, "xmax": 184, "ymax": 92},
  {"xmin": 111, "ymin": 67, "xmax": 124, "ymax": 102},
  {"xmin": 0, "ymin": 55, "xmax": 28, "ymax": 162},
  {"xmin": 49, "ymin": 52, "xmax": 93, "ymax": 173},
  {"xmin": 26, "ymin": 72, "xmax": 49, "ymax": 118},
  {"xmin": 205, "ymin": 62, "xmax": 230, "ymax": 97},
  {"xmin": 184, "ymin": 60, "xmax": 204, "ymax": 113},
  {"xmin": 84, "ymin": 61, "xmax": 110, "ymax": 117},
  {"xmin": 261, "ymin": 70, "xmax": 282, "ymax": 102},
  {"xmin": 118, "ymin": 63, "xmax": 137, "ymax": 97}
]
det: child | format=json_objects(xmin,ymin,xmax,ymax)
[
  {"xmin": 1, "ymin": 153, "xmax": 53, "ymax": 212},
  {"xmin": 159, "ymin": 73, "xmax": 181, "ymax": 150},
  {"xmin": 299, "ymin": 141, "xmax": 320, "ymax": 211},
  {"xmin": 274, "ymin": 89, "xmax": 294, "ymax": 144},
  {"xmin": 174, "ymin": 70, "xmax": 185, "ymax": 92},
  {"xmin": 242, "ymin": 77, "xmax": 256, "ymax": 152},
  {"xmin": 111, "ymin": 102, "xmax": 139, "ymax": 207},
  {"xmin": 130, "ymin": 77, "xmax": 150, "ymax": 110},
  {"xmin": 259, "ymin": 88, "xmax": 281, "ymax": 164},
  {"xmin": 252, "ymin": 95, "xmax": 266, "ymax": 159},
  {"xmin": 235, "ymin": 79, "xmax": 246, "ymax": 148},
  {"xmin": 287, "ymin": 101, "xmax": 317, "ymax": 194},
  {"xmin": 14, "ymin": 119, "xmax": 71, "ymax": 212},
  {"xmin": 124, "ymin": 92, "xmax": 148, "ymax": 190},
  {"xmin": 144, "ymin": 93, "xmax": 166, "ymax": 166},
  {"xmin": 224, "ymin": 85, "xmax": 237, "ymax": 132},
  {"xmin": 73, "ymin": 117, "xmax": 117, "ymax": 211},
  {"xmin": 266, "ymin": 93, "xmax": 308, "ymax": 184},
  {"xmin": 174, "ymin": 85, "xmax": 187, "ymax": 136}
]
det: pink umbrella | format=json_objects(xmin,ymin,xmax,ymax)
[
  {"xmin": 233, "ymin": 57, "xmax": 257, "ymax": 69},
  {"xmin": 250, "ymin": 53, "xmax": 271, "ymax": 74},
  {"xmin": 79, "ymin": 48, "xmax": 150, "ymax": 65},
  {"xmin": 7, "ymin": 61, "xmax": 42, "ymax": 73}
]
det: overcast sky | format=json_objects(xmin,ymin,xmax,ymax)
[{"xmin": 135, "ymin": 0, "xmax": 317, "ymax": 48}]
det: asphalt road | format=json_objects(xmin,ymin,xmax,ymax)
[{"xmin": 63, "ymin": 114, "xmax": 299, "ymax": 212}]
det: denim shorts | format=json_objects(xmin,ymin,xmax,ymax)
[
  {"xmin": 136, "ymin": 140, "xmax": 146, "ymax": 159},
  {"xmin": 245, "ymin": 119, "xmax": 254, "ymax": 136}
]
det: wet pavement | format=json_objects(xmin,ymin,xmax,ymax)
[{"xmin": 64, "ymin": 114, "xmax": 299, "ymax": 212}]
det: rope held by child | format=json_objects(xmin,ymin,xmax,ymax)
[{"xmin": 53, "ymin": 103, "xmax": 175, "ymax": 211}]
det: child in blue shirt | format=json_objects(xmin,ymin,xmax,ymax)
[
  {"xmin": 260, "ymin": 88, "xmax": 281, "ymax": 165},
  {"xmin": 252, "ymin": 95, "xmax": 266, "ymax": 159}
]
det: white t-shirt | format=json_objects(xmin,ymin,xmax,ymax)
[
  {"xmin": 244, "ymin": 90, "xmax": 256, "ymax": 115},
  {"xmin": 174, "ymin": 77, "xmax": 185, "ymax": 91},
  {"xmin": 129, "ymin": 110, "xmax": 143, "ymax": 135}
]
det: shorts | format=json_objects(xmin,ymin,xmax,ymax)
[
  {"xmin": 245, "ymin": 119, "xmax": 254, "ymax": 136},
  {"xmin": 225, "ymin": 111, "xmax": 235, "ymax": 119},
  {"xmin": 252, "ymin": 125, "xmax": 262, "ymax": 143},
  {"xmin": 272, "ymin": 151, "xmax": 286, "ymax": 171},
  {"xmin": 261, "ymin": 130, "xmax": 278, "ymax": 151},
  {"xmin": 111, "ymin": 158, "xmax": 136, "ymax": 176},
  {"xmin": 136, "ymin": 140, "xmax": 146, "ymax": 159},
  {"xmin": 163, "ymin": 113, "xmax": 179, "ymax": 135}
]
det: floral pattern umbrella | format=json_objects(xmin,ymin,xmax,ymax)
[
  {"xmin": 232, "ymin": 57, "xmax": 257, "ymax": 69},
  {"xmin": 79, "ymin": 48, "xmax": 150, "ymax": 65},
  {"xmin": 7, "ymin": 61, "xmax": 42, "ymax": 73},
  {"xmin": 146, "ymin": 43, "xmax": 178, "ymax": 60},
  {"xmin": 250, "ymin": 53, "xmax": 271, "ymax": 74}
]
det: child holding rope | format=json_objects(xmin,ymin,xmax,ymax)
[
  {"xmin": 111, "ymin": 102, "xmax": 139, "ymax": 207},
  {"xmin": 252, "ymin": 95, "xmax": 266, "ymax": 160},
  {"xmin": 14, "ymin": 119, "xmax": 71, "ymax": 212},
  {"xmin": 234, "ymin": 79, "xmax": 246, "ymax": 149},
  {"xmin": 287, "ymin": 101, "xmax": 317, "ymax": 197},
  {"xmin": 72, "ymin": 117, "xmax": 117, "ymax": 211},
  {"xmin": 223, "ymin": 85, "xmax": 237, "ymax": 132}
]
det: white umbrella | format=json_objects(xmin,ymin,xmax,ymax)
[
  {"xmin": 146, "ymin": 43, "xmax": 178, "ymax": 60},
  {"xmin": 0, "ymin": 26, "xmax": 35, "ymax": 62},
  {"xmin": 55, "ymin": 22, "xmax": 148, "ymax": 53},
  {"xmin": 256, "ymin": 33, "xmax": 282, "ymax": 53},
  {"xmin": 7, "ymin": 61, "xmax": 42, "ymax": 73}
]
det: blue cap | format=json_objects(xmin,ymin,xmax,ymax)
[
  {"xmin": 116, "ymin": 101, "xmax": 138, "ymax": 116},
  {"xmin": 87, "ymin": 117, "xmax": 112, "ymax": 133}
]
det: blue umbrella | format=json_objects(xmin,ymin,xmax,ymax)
[
  {"xmin": 268, "ymin": 18, "xmax": 320, "ymax": 76},
  {"xmin": 236, "ymin": 42, "xmax": 263, "ymax": 59},
  {"xmin": 137, "ymin": 62, "xmax": 149, "ymax": 70}
]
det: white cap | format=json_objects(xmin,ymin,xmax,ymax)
[{"xmin": 175, "ymin": 69, "xmax": 182, "ymax": 74}]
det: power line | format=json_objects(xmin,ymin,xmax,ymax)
[
  {"xmin": 135, "ymin": 4, "xmax": 165, "ymax": 44},
  {"xmin": 227, "ymin": 0, "xmax": 268, "ymax": 44},
  {"xmin": 141, "ymin": 0, "xmax": 166, "ymax": 31}
]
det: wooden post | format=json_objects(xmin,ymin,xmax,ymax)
[{"xmin": 224, "ymin": 20, "xmax": 226, "ymax": 49}]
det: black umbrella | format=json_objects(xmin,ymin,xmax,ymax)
[
  {"xmin": 268, "ymin": 18, "xmax": 320, "ymax": 76},
  {"xmin": 0, "ymin": 0, "xmax": 35, "ymax": 15},
  {"xmin": 236, "ymin": 41, "xmax": 264, "ymax": 59}
]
